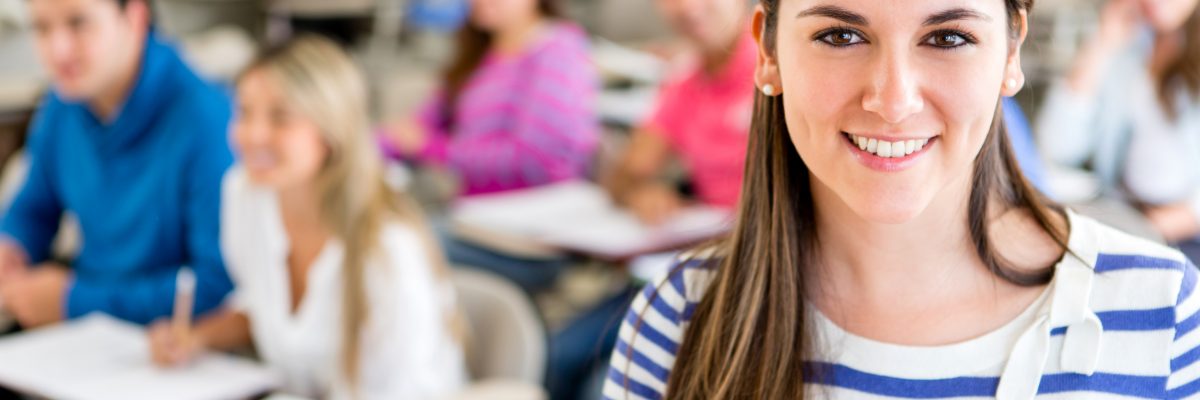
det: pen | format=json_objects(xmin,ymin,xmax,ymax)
[{"xmin": 172, "ymin": 267, "xmax": 195, "ymax": 338}]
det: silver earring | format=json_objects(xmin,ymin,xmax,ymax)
[{"xmin": 762, "ymin": 84, "xmax": 776, "ymax": 96}]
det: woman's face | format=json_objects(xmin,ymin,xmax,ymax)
[
  {"xmin": 1140, "ymin": 0, "xmax": 1199, "ymax": 33},
  {"xmin": 758, "ymin": 0, "xmax": 1025, "ymax": 224},
  {"xmin": 656, "ymin": 0, "xmax": 748, "ymax": 52},
  {"xmin": 469, "ymin": 0, "xmax": 541, "ymax": 32},
  {"xmin": 232, "ymin": 69, "xmax": 329, "ymax": 190}
]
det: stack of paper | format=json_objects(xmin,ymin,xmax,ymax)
[
  {"xmin": 451, "ymin": 181, "xmax": 733, "ymax": 261},
  {"xmin": 0, "ymin": 313, "xmax": 279, "ymax": 400}
]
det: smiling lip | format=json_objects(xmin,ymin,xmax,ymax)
[{"xmin": 842, "ymin": 132, "xmax": 938, "ymax": 172}]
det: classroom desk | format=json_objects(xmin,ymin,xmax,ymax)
[{"xmin": 448, "ymin": 181, "xmax": 733, "ymax": 263}]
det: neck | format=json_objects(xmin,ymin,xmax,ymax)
[
  {"xmin": 1150, "ymin": 30, "xmax": 1186, "ymax": 77},
  {"xmin": 278, "ymin": 181, "xmax": 326, "ymax": 234},
  {"xmin": 698, "ymin": 19, "xmax": 747, "ymax": 75},
  {"xmin": 89, "ymin": 34, "xmax": 146, "ymax": 122},
  {"xmin": 492, "ymin": 15, "xmax": 546, "ymax": 55},
  {"xmin": 810, "ymin": 171, "xmax": 983, "ymax": 308},
  {"xmin": 809, "ymin": 169, "xmax": 1065, "ymax": 316}
]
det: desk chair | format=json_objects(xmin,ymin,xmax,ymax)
[{"xmin": 450, "ymin": 268, "xmax": 549, "ymax": 400}]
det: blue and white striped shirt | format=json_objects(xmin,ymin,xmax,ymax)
[{"xmin": 604, "ymin": 211, "xmax": 1200, "ymax": 399}]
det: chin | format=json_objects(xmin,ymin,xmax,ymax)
[
  {"xmin": 51, "ymin": 81, "xmax": 92, "ymax": 102},
  {"xmin": 842, "ymin": 188, "xmax": 935, "ymax": 225},
  {"xmin": 245, "ymin": 170, "xmax": 281, "ymax": 188}
]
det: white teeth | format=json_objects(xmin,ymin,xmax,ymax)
[
  {"xmin": 847, "ymin": 134, "xmax": 931, "ymax": 158},
  {"xmin": 877, "ymin": 141, "xmax": 892, "ymax": 158}
]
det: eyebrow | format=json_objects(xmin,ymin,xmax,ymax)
[
  {"xmin": 795, "ymin": 5, "xmax": 992, "ymax": 26},
  {"xmin": 923, "ymin": 8, "xmax": 992, "ymax": 26},
  {"xmin": 796, "ymin": 5, "xmax": 867, "ymax": 25}
]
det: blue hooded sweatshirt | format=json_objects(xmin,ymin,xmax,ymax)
[{"xmin": 1, "ymin": 32, "xmax": 234, "ymax": 325}]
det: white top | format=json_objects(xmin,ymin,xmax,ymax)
[
  {"xmin": 606, "ymin": 210, "xmax": 1200, "ymax": 399},
  {"xmin": 221, "ymin": 167, "xmax": 467, "ymax": 400},
  {"xmin": 1038, "ymin": 29, "xmax": 1200, "ymax": 212}
]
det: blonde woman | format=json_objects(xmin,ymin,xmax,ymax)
[{"xmin": 147, "ymin": 35, "xmax": 466, "ymax": 399}]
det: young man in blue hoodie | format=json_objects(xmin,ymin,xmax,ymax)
[{"xmin": 0, "ymin": 0, "xmax": 233, "ymax": 327}]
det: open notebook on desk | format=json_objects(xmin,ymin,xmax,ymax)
[
  {"xmin": 0, "ymin": 313, "xmax": 279, "ymax": 400},
  {"xmin": 450, "ymin": 181, "xmax": 733, "ymax": 261}
]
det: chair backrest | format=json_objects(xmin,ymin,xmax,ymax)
[{"xmin": 451, "ymin": 268, "xmax": 546, "ymax": 385}]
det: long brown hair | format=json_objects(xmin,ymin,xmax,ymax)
[
  {"xmin": 1158, "ymin": 4, "xmax": 1200, "ymax": 118},
  {"xmin": 440, "ymin": 0, "xmax": 563, "ymax": 125},
  {"xmin": 241, "ymin": 35, "xmax": 462, "ymax": 393},
  {"xmin": 617, "ymin": 0, "xmax": 1071, "ymax": 398}
]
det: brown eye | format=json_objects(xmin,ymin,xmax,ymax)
[
  {"xmin": 924, "ymin": 31, "xmax": 972, "ymax": 48},
  {"xmin": 819, "ymin": 30, "xmax": 865, "ymax": 47}
]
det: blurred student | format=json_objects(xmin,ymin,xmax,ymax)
[
  {"xmin": 1038, "ymin": 0, "xmax": 1200, "ymax": 251},
  {"xmin": 148, "ymin": 36, "xmax": 466, "ymax": 399},
  {"xmin": 380, "ymin": 0, "xmax": 599, "ymax": 196},
  {"xmin": 603, "ymin": 0, "xmax": 754, "ymax": 224},
  {"xmin": 0, "ymin": 0, "xmax": 232, "ymax": 327}
]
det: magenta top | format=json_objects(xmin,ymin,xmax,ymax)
[{"xmin": 385, "ymin": 22, "xmax": 600, "ymax": 196}]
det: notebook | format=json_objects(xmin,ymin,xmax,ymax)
[{"xmin": 0, "ymin": 313, "xmax": 280, "ymax": 400}]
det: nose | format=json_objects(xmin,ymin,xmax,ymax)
[
  {"xmin": 861, "ymin": 49, "xmax": 925, "ymax": 125},
  {"xmin": 233, "ymin": 116, "xmax": 272, "ymax": 150},
  {"xmin": 40, "ymin": 28, "xmax": 75, "ymax": 70}
]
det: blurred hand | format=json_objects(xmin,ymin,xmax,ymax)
[
  {"xmin": 0, "ymin": 240, "xmax": 28, "ymax": 282},
  {"xmin": 383, "ymin": 118, "xmax": 428, "ymax": 157},
  {"xmin": 147, "ymin": 319, "xmax": 205, "ymax": 367},
  {"xmin": 626, "ymin": 183, "xmax": 684, "ymax": 226},
  {"xmin": 0, "ymin": 264, "xmax": 69, "ymax": 328},
  {"xmin": 1146, "ymin": 202, "xmax": 1200, "ymax": 243},
  {"xmin": 1096, "ymin": 0, "xmax": 1143, "ymax": 51}
]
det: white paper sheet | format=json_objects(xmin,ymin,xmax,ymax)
[
  {"xmin": 0, "ymin": 313, "xmax": 279, "ymax": 400},
  {"xmin": 451, "ymin": 181, "xmax": 732, "ymax": 260}
]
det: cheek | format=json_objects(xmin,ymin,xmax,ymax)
[
  {"xmin": 777, "ymin": 48, "xmax": 863, "ymax": 153},
  {"xmin": 925, "ymin": 58, "xmax": 1006, "ymax": 165},
  {"xmin": 282, "ymin": 128, "xmax": 329, "ymax": 178}
]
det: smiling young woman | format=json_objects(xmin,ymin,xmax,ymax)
[{"xmin": 602, "ymin": 0, "xmax": 1200, "ymax": 399}]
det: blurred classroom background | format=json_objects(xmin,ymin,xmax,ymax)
[{"xmin": 0, "ymin": 0, "xmax": 1196, "ymax": 399}]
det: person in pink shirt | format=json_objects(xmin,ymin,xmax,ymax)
[
  {"xmin": 604, "ymin": 0, "xmax": 755, "ymax": 224},
  {"xmin": 381, "ymin": 0, "xmax": 599, "ymax": 196}
]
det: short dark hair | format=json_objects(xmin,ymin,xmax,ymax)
[{"xmin": 113, "ymin": 0, "xmax": 154, "ymax": 23}]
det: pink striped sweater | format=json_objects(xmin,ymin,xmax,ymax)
[{"xmin": 387, "ymin": 22, "xmax": 599, "ymax": 196}]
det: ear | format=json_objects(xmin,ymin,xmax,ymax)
[
  {"xmin": 752, "ymin": 4, "xmax": 782, "ymax": 96},
  {"xmin": 121, "ymin": 0, "xmax": 153, "ymax": 32},
  {"xmin": 1001, "ymin": 9, "xmax": 1029, "ymax": 97}
]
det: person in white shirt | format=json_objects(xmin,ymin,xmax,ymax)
[
  {"xmin": 1038, "ymin": 0, "xmax": 1200, "ymax": 250},
  {"xmin": 147, "ymin": 35, "xmax": 467, "ymax": 400}
]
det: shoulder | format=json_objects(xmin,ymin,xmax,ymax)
[
  {"xmin": 165, "ymin": 81, "xmax": 233, "ymax": 136},
  {"xmin": 373, "ymin": 220, "xmax": 443, "ymax": 291},
  {"xmin": 154, "ymin": 38, "xmax": 234, "ymax": 147},
  {"xmin": 605, "ymin": 250, "xmax": 720, "ymax": 399},
  {"xmin": 1076, "ymin": 212, "xmax": 1191, "ymax": 283},
  {"xmin": 527, "ymin": 21, "xmax": 592, "ymax": 67},
  {"xmin": 1069, "ymin": 212, "xmax": 1195, "ymax": 319},
  {"xmin": 541, "ymin": 21, "xmax": 590, "ymax": 51},
  {"xmin": 25, "ymin": 93, "xmax": 73, "ymax": 151}
]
